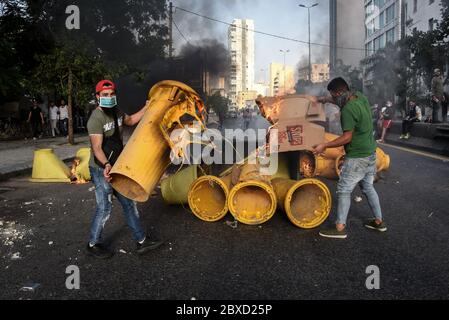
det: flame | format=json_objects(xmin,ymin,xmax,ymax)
[
  {"xmin": 300, "ymin": 152, "xmax": 315, "ymax": 178},
  {"xmin": 70, "ymin": 158, "xmax": 88, "ymax": 184}
]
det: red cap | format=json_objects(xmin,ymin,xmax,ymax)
[{"xmin": 95, "ymin": 80, "xmax": 116, "ymax": 94}]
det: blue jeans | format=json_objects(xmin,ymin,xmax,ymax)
[
  {"xmin": 336, "ymin": 154, "xmax": 383, "ymax": 225},
  {"xmin": 89, "ymin": 166, "xmax": 145, "ymax": 245}
]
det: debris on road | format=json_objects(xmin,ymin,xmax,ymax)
[
  {"xmin": 354, "ymin": 196, "xmax": 363, "ymax": 203},
  {"xmin": 11, "ymin": 252, "xmax": 21, "ymax": 260},
  {"xmin": 119, "ymin": 249, "xmax": 127, "ymax": 254},
  {"xmin": 225, "ymin": 220, "xmax": 238, "ymax": 229},
  {"xmin": 88, "ymin": 186, "xmax": 95, "ymax": 192},
  {"xmin": 20, "ymin": 282, "xmax": 40, "ymax": 292},
  {"xmin": 428, "ymin": 212, "xmax": 434, "ymax": 218},
  {"xmin": 48, "ymin": 241, "xmax": 54, "ymax": 245}
]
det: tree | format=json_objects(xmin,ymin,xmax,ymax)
[{"xmin": 205, "ymin": 92, "xmax": 229, "ymax": 125}]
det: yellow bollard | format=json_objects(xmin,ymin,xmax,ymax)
[
  {"xmin": 30, "ymin": 149, "xmax": 71, "ymax": 183},
  {"xmin": 161, "ymin": 165, "xmax": 208, "ymax": 205},
  {"xmin": 272, "ymin": 178, "xmax": 331, "ymax": 229},
  {"xmin": 188, "ymin": 174, "xmax": 232, "ymax": 222},
  {"xmin": 110, "ymin": 81, "xmax": 205, "ymax": 202},
  {"xmin": 300, "ymin": 151, "xmax": 339, "ymax": 180},
  {"xmin": 74, "ymin": 148, "xmax": 91, "ymax": 182},
  {"xmin": 228, "ymin": 164, "xmax": 277, "ymax": 225}
]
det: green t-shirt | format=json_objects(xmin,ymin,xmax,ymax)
[
  {"xmin": 87, "ymin": 108, "xmax": 125, "ymax": 167},
  {"xmin": 340, "ymin": 92, "xmax": 377, "ymax": 158}
]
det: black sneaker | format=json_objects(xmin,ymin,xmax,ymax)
[
  {"xmin": 136, "ymin": 237, "xmax": 164, "ymax": 255},
  {"xmin": 364, "ymin": 220, "xmax": 387, "ymax": 232},
  {"xmin": 319, "ymin": 227, "xmax": 348, "ymax": 239},
  {"xmin": 86, "ymin": 243, "xmax": 114, "ymax": 259}
]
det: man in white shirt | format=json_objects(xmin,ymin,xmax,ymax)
[
  {"xmin": 49, "ymin": 101, "xmax": 60, "ymax": 137},
  {"xmin": 59, "ymin": 99, "xmax": 69, "ymax": 136}
]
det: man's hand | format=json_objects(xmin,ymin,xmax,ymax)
[
  {"xmin": 312, "ymin": 143, "xmax": 327, "ymax": 155},
  {"xmin": 103, "ymin": 163, "xmax": 112, "ymax": 182}
]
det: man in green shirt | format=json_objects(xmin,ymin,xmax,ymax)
[{"xmin": 312, "ymin": 77, "xmax": 386, "ymax": 239}]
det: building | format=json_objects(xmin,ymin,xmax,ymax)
[
  {"xmin": 228, "ymin": 19, "xmax": 255, "ymax": 107},
  {"xmin": 237, "ymin": 91, "xmax": 259, "ymax": 109},
  {"xmin": 253, "ymin": 82, "xmax": 270, "ymax": 97},
  {"xmin": 298, "ymin": 64, "xmax": 330, "ymax": 83},
  {"xmin": 403, "ymin": 0, "xmax": 443, "ymax": 36},
  {"xmin": 364, "ymin": 0, "xmax": 404, "ymax": 58},
  {"xmin": 329, "ymin": 0, "xmax": 366, "ymax": 73},
  {"xmin": 269, "ymin": 63, "xmax": 295, "ymax": 97}
]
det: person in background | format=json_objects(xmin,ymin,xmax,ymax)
[
  {"xmin": 59, "ymin": 99, "xmax": 69, "ymax": 137},
  {"xmin": 431, "ymin": 68, "xmax": 445, "ymax": 124},
  {"xmin": 243, "ymin": 108, "xmax": 251, "ymax": 130},
  {"xmin": 27, "ymin": 100, "xmax": 45, "ymax": 140},
  {"xmin": 442, "ymin": 74, "xmax": 448, "ymax": 123},
  {"xmin": 400, "ymin": 100, "xmax": 422, "ymax": 140},
  {"xmin": 377, "ymin": 101, "xmax": 393, "ymax": 144},
  {"xmin": 49, "ymin": 101, "xmax": 60, "ymax": 137}
]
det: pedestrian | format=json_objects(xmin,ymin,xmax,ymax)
[
  {"xmin": 442, "ymin": 75, "xmax": 449, "ymax": 123},
  {"xmin": 86, "ymin": 79, "xmax": 163, "ymax": 259},
  {"xmin": 27, "ymin": 100, "xmax": 45, "ymax": 140},
  {"xmin": 377, "ymin": 101, "xmax": 393, "ymax": 144},
  {"xmin": 243, "ymin": 108, "xmax": 251, "ymax": 130},
  {"xmin": 49, "ymin": 101, "xmax": 60, "ymax": 137},
  {"xmin": 400, "ymin": 100, "xmax": 422, "ymax": 140},
  {"xmin": 59, "ymin": 99, "xmax": 69, "ymax": 137},
  {"xmin": 431, "ymin": 68, "xmax": 445, "ymax": 124},
  {"xmin": 312, "ymin": 77, "xmax": 386, "ymax": 239}
]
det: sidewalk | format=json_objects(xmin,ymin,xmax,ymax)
[{"xmin": 0, "ymin": 134, "xmax": 91, "ymax": 181}]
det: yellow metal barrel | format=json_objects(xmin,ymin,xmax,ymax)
[
  {"xmin": 30, "ymin": 149, "xmax": 71, "ymax": 183},
  {"xmin": 272, "ymin": 178, "xmax": 331, "ymax": 229},
  {"xmin": 228, "ymin": 164, "xmax": 277, "ymax": 225},
  {"xmin": 188, "ymin": 174, "xmax": 232, "ymax": 222},
  {"xmin": 110, "ymin": 81, "xmax": 205, "ymax": 202},
  {"xmin": 300, "ymin": 151, "xmax": 339, "ymax": 180}
]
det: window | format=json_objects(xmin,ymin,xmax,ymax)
[
  {"xmin": 386, "ymin": 28, "xmax": 395, "ymax": 43},
  {"xmin": 365, "ymin": 41, "xmax": 374, "ymax": 56},
  {"xmin": 374, "ymin": 34, "xmax": 385, "ymax": 52},
  {"xmin": 413, "ymin": 0, "xmax": 418, "ymax": 12},
  {"xmin": 365, "ymin": 1, "xmax": 374, "ymax": 18},
  {"xmin": 379, "ymin": 11, "xmax": 385, "ymax": 28},
  {"xmin": 374, "ymin": 0, "xmax": 385, "ymax": 9},
  {"xmin": 386, "ymin": 4, "xmax": 395, "ymax": 23}
]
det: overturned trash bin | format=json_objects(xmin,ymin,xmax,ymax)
[
  {"xmin": 272, "ymin": 178, "xmax": 331, "ymax": 229},
  {"xmin": 30, "ymin": 149, "xmax": 71, "ymax": 183},
  {"xmin": 188, "ymin": 174, "xmax": 233, "ymax": 222},
  {"xmin": 110, "ymin": 81, "xmax": 206, "ymax": 202},
  {"xmin": 161, "ymin": 165, "xmax": 208, "ymax": 205},
  {"xmin": 228, "ymin": 164, "xmax": 277, "ymax": 225}
]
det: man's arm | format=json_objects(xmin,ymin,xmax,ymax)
[
  {"xmin": 27, "ymin": 112, "xmax": 31, "ymax": 122},
  {"xmin": 312, "ymin": 131, "xmax": 353, "ymax": 155},
  {"xmin": 40, "ymin": 111, "xmax": 45, "ymax": 124},
  {"xmin": 90, "ymin": 135, "xmax": 112, "ymax": 181},
  {"xmin": 123, "ymin": 100, "xmax": 149, "ymax": 126}
]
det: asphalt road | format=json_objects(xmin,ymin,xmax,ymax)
[{"xmin": 1, "ymin": 117, "xmax": 449, "ymax": 300}]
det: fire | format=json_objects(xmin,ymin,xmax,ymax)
[
  {"xmin": 70, "ymin": 158, "xmax": 88, "ymax": 184},
  {"xmin": 300, "ymin": 152, "xmax": 316, "ymax": 178}
]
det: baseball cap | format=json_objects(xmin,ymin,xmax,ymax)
[{"xmin": 95, "ymin": 80, "xmax": 116, "ymax": 94}]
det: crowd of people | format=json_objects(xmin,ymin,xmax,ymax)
[
  {"xmin": 26, "ymin": 98, "xmax": 87, "ymax": 140},
  {"xmin": 371, "ymin": 69, "xmax": 449, "ymax": 143}
]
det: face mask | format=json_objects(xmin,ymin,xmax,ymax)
[
  {"xmin": 334, "ymin": 92, "xmax": 349, "ymax": 108},
  {"xmin": 99, "ymin": 96, "xmax": 117, "ymax": 108}
]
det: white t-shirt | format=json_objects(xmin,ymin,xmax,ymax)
[
  {"xmin": 59, "ymin": 105, "xmax": 69, "ymax": 120},
  {"xmin": 49, "ymin": 106, "xmax": 59, "ymax": 120}
]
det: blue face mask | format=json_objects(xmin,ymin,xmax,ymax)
[{"xmin": 99, "ymin": 96, "xmax": 117, "ymax": 108}]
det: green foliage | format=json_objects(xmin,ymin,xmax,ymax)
[{"xmin": 205, "ymin": 92, "xmax": 229, "ymax": 123}]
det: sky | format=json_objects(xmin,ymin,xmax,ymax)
[{"xmin": 172, "ymin": 0, "xmax": 330, "ymax": 82}]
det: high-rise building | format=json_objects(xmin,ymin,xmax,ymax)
[
  {"xmin": 269, "ymin": 63, "xmax": 295, "ymax": 97},
  {"xmin": 329, "ymin": 0, "xmax": 365, "ymax": 73},
  {"xmin": 403, "ymin": 0, "xmax": 443, "ymax": 36},
  {"xmin": 298, "ymin": 64, "xmax": 330, "ymax": 83},
  {"xmin": 228, "ymin": 19, "xmax": 255, "ymax": 107}
]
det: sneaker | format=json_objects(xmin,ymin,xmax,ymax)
[
  {"xmin": 136, "ymin": 236, "xmax": 164, "ymax": 255},
  {"xmin": 399, "ymin": 134, "xmax": 405, "ymax": 139},
  {"xmin": 319, "ymin": 227, "xmax": 347, "ymax": 239},
  {"xmin": 364, "ymin": 220, "xmax": 387, "ymax": 232},
  {"xmin": 405, "ymin": 133, "xmax": 410, "ymax": 140},
  {"xmin": 376, "ymin": 139, "xmax": 384, "ymax": 144},
  {"xmin": 86, "ymin": 243, "xmax": 114, "ymax": 259}
]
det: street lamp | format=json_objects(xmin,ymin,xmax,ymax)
[
  {"xmin": 280, "ymin": 49, "xmax": 290, "ymax": 95},
  {"xmin": 299, "ymin": 3, "xmax": 318, "ymax": 83}
]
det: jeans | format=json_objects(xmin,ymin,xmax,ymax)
[
  {"xmin": 402, "ymin": 119, "xmax": 418, "ymax": 134},
  {"xmin": 336, "ymin": 154, "xmax": 383, "ymax": 225},
  {"xmin": 89, "ymin": 166, "xmax": 145, "ymax": 245},
  {"xmin": 60, "ymin": 118, "xmax": 68, "ymax": 135}
]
